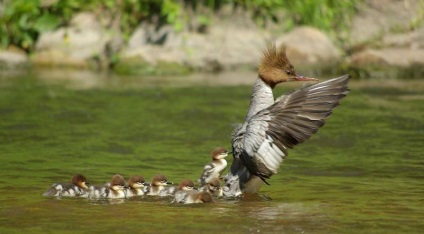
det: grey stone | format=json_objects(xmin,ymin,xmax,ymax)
[{"xmin": 276, "ymin": 27, "xmax": 342, "ymax": 67}]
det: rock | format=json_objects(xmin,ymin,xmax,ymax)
[
  {"xmin": 121, "ymin": 7, "xmax": 268, "ymax": 72},
  {"xmin": 350, "ymin": 48, "xmax": 424, "ymax": 67},
  {"xmin": 349, "ymin": 0, "xmax": 422, "ymax": 45},
  {"xmin": 0, "ymin": 46, "xmax": 29, "ymax": 69},
  {"xmin": 33, "ymin": 12, "xmax": 123, "ymax": 69},
  {"xmin": 382, "ymin": 26, "xmax": 424, "ymax": 49},
  {"xmin": 276, "ymin": 27, "xmax": 342, "ymax": 68}
]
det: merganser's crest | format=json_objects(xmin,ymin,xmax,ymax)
[{"xmin": 259, "ymin": 45, "xmax": 316, "ymax": 87}]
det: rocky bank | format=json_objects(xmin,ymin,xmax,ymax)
[{"xmin": 1, "ymin": 0, "xmax": 423, "ymax": 78}]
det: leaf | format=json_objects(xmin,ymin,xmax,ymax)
[{"xmin": 34, "ymin": 13, "xmax": 61, "ymax": 33}]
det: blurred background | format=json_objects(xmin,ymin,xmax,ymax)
[{"xmin": 1, "ymin": 0, "xmax": 423, "ymax": 79}]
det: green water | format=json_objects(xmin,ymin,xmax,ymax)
[{"xmin": 0, "ymin": 72, "xmax": 423, "ymax": 233}]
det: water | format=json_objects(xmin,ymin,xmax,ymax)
[{"xmin": 0, "ymin": 71, "xmax": 423, "ymax": 233}]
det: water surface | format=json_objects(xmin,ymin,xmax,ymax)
[{"xmin": 0, "ymin": 71, "xmax": 423, "ymax": 233}]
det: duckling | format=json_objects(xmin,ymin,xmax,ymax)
[
  {"xmin": 88, "ymin": 174, "xmax": 127, "ymax": 199},
  {"xmin": 198, "ymin": 147, "xmax": 229, "ymax": 186},
  {"xmin": 43, "ymin": 174, "xmax": 89, "ymax": 197}
]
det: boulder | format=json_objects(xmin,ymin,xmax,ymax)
[
  {"xmin": 350, "ymin": 48, "xmax": 424, "ymax": 67},
  {"xmin": 0, "ymin": 46, "xmax": 29, "ymax": 69},
  {"xmin": 276, "ymin": 27, "xmax": 342, "ymax": 68},
  {"xmin": 121, "ymin": 8, "xmax": 268, "ymax": 72},
  {"xmin": 349, "ymin": 0, "xmax": 422, "ymax": 45},
  {"xmin": 33, "ymin": 12, "xmax": 123, "ymax": 68}
]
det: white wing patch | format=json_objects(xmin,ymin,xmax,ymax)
[{"xmin": 255, "ymin": 135, "xmax": 286, "ymax": 174}]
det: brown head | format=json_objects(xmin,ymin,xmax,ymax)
[
  {"xmin": 110, "ymin": 174, "xmax": 126, "ymax": 191},
  {"xmin": 259, "ymin": 44, "xmax": 318, "ymax": 88},
  {"xmin": 178, "ymin": 179, "xmax": 195, "ymax": 190},
  {"xmin": 206, "ymin": 178, "xmax": 221, "ymax": 191},
  {"xmin": 197, "ymin": 191, "xmax": 213, "ymax": 203},
  {"xmin": 211, "ymin": 147, "xmax": 229, "ymax": 160},
  {"xmin": 128, "ymin": 175, "xmax": 149, "ymax": 189},
  {"xmin": 151, "ymin": 175, "xmax": 173, "ymax": 186},
  {"xmin": 70, "ymin": 174, "xmax": 89, "ymax": 190}
]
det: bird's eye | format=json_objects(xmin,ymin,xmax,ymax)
[{"xmin": 286, "ymin": 70, "xmax": 292, "ymax": 75}]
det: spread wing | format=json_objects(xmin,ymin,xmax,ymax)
[{"xmin": 240, "ymin": 75, "xmax": 350, "ymax": 181}]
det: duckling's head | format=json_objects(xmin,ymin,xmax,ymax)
[
  {"xmin": 178, "ymin": 179, "xmax": 195, "ymax": 190},
  {"xmin": 110, "ymin": 174, "xmax": 126, "ymax": 191},
  {"xmin": 206, "ymin": 178, "xmax": 221, "ymax": 192},
  {"xmin": 128, "ymin": 175, "xmax": 149, "ymax": 189},
  {"xmin": 71, "ymin": 174, "xmax": 89, "ymax": 190},
  {"xmin": 211, "ymin": 147, "xmax": 229, "ymax": 160},
  {"xmin": 151, "ymin": 175, "xmax": 173, "ymax": 186},
  {"xmin": 197, "ymin": 191, "xmax": 213, "ymax": 203}
]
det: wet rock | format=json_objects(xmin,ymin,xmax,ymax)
[
  {"xmin": 33, "ymin": 12, "xmax": 123, "ymax": 69},
  {"xmin": 0, "ymin": 46, "xmax": 29, "ymax": 69},
  {"xmin": 276, "ymin": 27, "xmax": 342, "ymax": 68}
]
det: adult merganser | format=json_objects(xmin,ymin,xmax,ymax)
[
  {"xmin": 43, "ymin": 174, "xmax": 89, "ymax": 197},
  {"xmin": 223, "ymin": 44, "xmax": 350, "ymax": 197},
  {"xmin": 145, "ymin": 175, "xmax": 173, "ymax": 196},
  {"xmin": 125, "ymin": 175, "xmax": 150, "ymax": 197},
  {"xmin": 201, "ymin": 177, "xmax": 223, "ymax": 197},
  {"xmin": 88, "ymin": 174, "xmax": 127, "ymax": 199},
  {"xmin": 160, "ymin": 179, "xmax": 195, "ymax": 196},
  {"xmin": 198, "ymin": 147, "xmax": 229, "ymax": 186},
  {"xmin": 173, "ymin": 190, "xmax": 213, "ymax": 204}
]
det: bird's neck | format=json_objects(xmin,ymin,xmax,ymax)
[{"xmin": 245, "ymin": 77, "xmax": 275, "ymax": 121}]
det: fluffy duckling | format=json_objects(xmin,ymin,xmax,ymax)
[
  {"xmin": 43, "ymin": 174, "xmax": 89, "ymax": 197},
  {"xmin": 145, "ymin": 175, "xmax": 173, "ymax": 196},
  {"xmin": 160, "ymin": 179, "xmax": 195, "ymax": 196},
  {"xmin": 174, "ymin": 190, "xmax": 213, "ymax": 204},
  {"xmin": 126, "ymin": 175, "xmax": 150, "ymax": 197},
  {"xmin": 201, "ymin": 177, "xmax": 223, "ymax": 197},
  {"xmin": 88, "ymin": 174, "xmax": 127, "ymax": 199},
  {"xmin": 198, "ymin": 147, "xmax": 229, "ymax": 186}
]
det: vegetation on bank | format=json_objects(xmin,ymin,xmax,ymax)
[{"xmin": 1, "ymin": 0, "xmax": 360, "ymax": 52}]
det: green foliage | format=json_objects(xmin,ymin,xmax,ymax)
[{"xmin": 236, "ymin": 0, "xmax": 359, "ymax": 32}]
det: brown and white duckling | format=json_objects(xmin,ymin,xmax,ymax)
[
  {"xmin": 88, "ymin": 174, "xmax": 127, "ymax": 199},
  {"xmin": 201, "ymin": 177, "xmax": 223, "ymax": 198},
  {"xmin": 173, "ymin": 190, "xmax": 213, "ymax": 204},
  {"xmin": 145, "ymin": 175, "xmax": 173, "ymax": 196},
  {"xmin": 160, "ymin": 179, "xmax": 195, "ymax": 196},
  {"xmin": 198, "ymin": 147, "xmax": 229, "ymax": 186},
  {"xmin": 43, "ymin": 174, "xmax": 89, "ymax": 197},
  {"xmin": 125, "ymin": 175, "xmax": 150, "ymax": 197}
]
